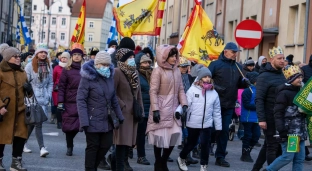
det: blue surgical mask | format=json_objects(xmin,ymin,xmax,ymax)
[
  {"xmin": 127, "ymin": 58, "xmax": 136, "ymax": 67},
  {"xmin": 27, "ymin": 58, "xmax": 32, "ymax": 63},
  {"xmin": 95, "ymin": 66, "xmax": 110, "ymax": 78}
]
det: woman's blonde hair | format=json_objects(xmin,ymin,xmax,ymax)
[{"xmin": 66, "ymin": 57, "xmax": 84, "ymax": 70}]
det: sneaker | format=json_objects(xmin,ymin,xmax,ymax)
[
  {"xmin": 10, "ymin": 157, "xmax": 27, "ymax": 171},
  {"xmin": 23, "ymin": 145, "xmax": 32, "ymax": 153},
  {"xmin": 40, "ymin": 147, "xmax": 49, "ymax": 157},
  {"xmin": 215, "ymin": 158, "xmax": 230, "ymax": 167},
  {"xmin": 200, "ymin": 165, "xmax": 207, "ymax": 171},
  {"xmin": 137, "ymin": 157, "xmax": 150, "ymax": 165},
  {"xmin": 0, "ymin": 157, "xmax": 5, "ymax": 171},
  {"xmin": 177, "ymin": 157, "xmax": 188, "ymax": 171}
]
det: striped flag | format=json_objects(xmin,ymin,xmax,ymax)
[
  {"xmin": 16, "ymin": 3, "xmax": 32, "ymax": 45},
  {"xmin": 71, "ymin": 0, "xmax": 86, "ymax": 45},
  {"xmin": 106, "ymin": 3, "xmax": 119, "ymax": 49}
]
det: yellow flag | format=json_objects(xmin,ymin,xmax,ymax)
[
  {"xmin": 71, "ymin": 0, "xmax": 86, "ymax": 45},
  {"xmin": 177, "ymin": 0, "xmax": 224, "ymax": 67},
  {"xmin": 113, "ymin": 0, "xmax": 166, "ymax": 37}
]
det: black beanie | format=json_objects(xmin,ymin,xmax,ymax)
[
  {"xmin": 108, "ymin": 40, "xmax": 118, "ymax": 48},
  {"xmin": 246, "ymin": 72, "xmax": 259, "ymax": 84},
  {"xmin": 119, "ymin": 37, "xmax": 135, "ymax": 50}
]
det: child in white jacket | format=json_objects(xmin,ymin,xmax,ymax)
[{"xmin": 176, "ymin": 67, "xmax": 222, "ymax": 171}]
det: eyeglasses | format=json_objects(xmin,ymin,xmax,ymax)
[{"xmin": 13, "ymin": 55, "xmax": 21, "ymax": 59}]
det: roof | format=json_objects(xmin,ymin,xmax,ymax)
[
  {"xmin": 71, "ymin": 0, "xmax": 108, "ymax": 18},
  {"xmin": 44, "ymin": 0, "xmax": 74, "ymax": 9}
]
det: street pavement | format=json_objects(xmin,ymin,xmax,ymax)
[{"xmin": 2, "ymin": 122, "xmax": 312, "ymax": 171}]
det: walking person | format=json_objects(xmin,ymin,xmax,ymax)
[
  {"xmin": 52, "ymin": 52, "xmax": 70, "ymax": 129},
  {"xmin": 240, "ymin": 72, "xmax": 261, "ymax": 162},
  {"xmin": 252, "ymin": 46, "xmax": 286, "ymax": 171},
  {"xmin": 57, "ymin": 45, "xmax": 84, "ymax": 156},
  {"xmin": 24, "ymin": 44, "xmax": 53, "ymax": 157},
  {"xmin": 0, "ymin": 43, "xmax": 32, "ymax": 171},
  {"xmin": 113, "ymin": 47, "xmax": 144, "ymax": 171},
  {"xmin": 264, "ymin": 65, "xmax": 306, "ymax": 171},
  {"xmin": 207, "ymin": 42, "xmax": 250, "ymax": 167},
  {"xmin": 254, "ymin": 56, "xmax": 267, "ymax": 73},
  {"xmin": 77, "ymin": 51, "xmax": 124, "ymax": 171},
  {"xmin": 111, "ymin": 37, "xmax": 135, "ymax": 68},
  {"xmin": 176, "ymin": 66, "xmax": 222, "ymax": 171},
  {"xmin": 134, "ymin": 53, "xmax": 153, "ymax": 165},
  {"xmin": 146, "ymin": 45, "xmax": 188, "ymax": 171}
]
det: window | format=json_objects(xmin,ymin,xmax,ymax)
[
  {"xmin": 88, "ymin": 34, "xmax": 93, "ymax": 42},
  {"xmin": 287, "ymin": 5, "xmax": 299, "ymax": 44},
  {"xmin": 61, "ymin": 33, "xmax": 65, "ymax": 40},
  {"xmin": 51, "ymin": 32, "xmax": 55, "ymax": 40},
  {"xmin": 89, "ymin": 22, "xmax": 94, "ymax": 28},
  {"xmin": 34, "ymin": 5, "xmax": 37, "ymax": 11},
  {"xmin": 52, "ymin": 17, "xmax": 56, "ymax": 25},
  {"xmin": 59, "ymin": 6, "xmax": 62, "ymax": 12},
  {"xmin": 32, "ymin": 16, "xmax": 34, "ymax": 23},
  {"xmin": 31, "ymin": 33, "xmax": 33, "ymax": 38},
  {"xmin": 62, "ymin": 18, "xmax": 66, "ymax": 26},
  {"xmin": 43, "ymin": 32, "xmax": 46, "ymax": 39},
  {"xmin": 43, "ymin": 17, "xmax": 46, "ymax": 24}
]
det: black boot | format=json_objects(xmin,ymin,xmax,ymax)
[
  {"xmin": 57, "ymin": 122, "xmax": 62, "ymax": 129},
  {"xmin": 161, "ymin": 158, "xmax": 169, "ymax": 171},
  {"xmin": 154, "ymin": 159, "xmax": 163, "ymax": 171},
  {"xmin": 0, "ymin": 157, "xmax": 5, "ymax": 171},
  {"xmin": 10, "ymin": 157, "xmax": 27, "ymax": 171},
  {"xmin": 98, "ymin": 156, "xmax": 111, "ymax": 170},
  {"xmin": 124, "ymin": 149, "xmax": 133, "ymax": 171},
  {"xmin": 240, "ymin": 148, "xmax": 253, "ymax": 162},
  {"xmin": 186, "ymin": 153, "xmax": 198, "ymax": 165},
  {"xmin": 108, "ymin": 153, "xmax": 116, "ymax": 171},
  {"xmin": 66, "ymin": 147, "xmax": 73, "ymax": 156},
  {"xmin": 128, "ymin": 148, "xmax": 133, "ymax": 159},
  {"xmin": 210, "ymin": 143, "xmax": 215, "ymax": 156}
]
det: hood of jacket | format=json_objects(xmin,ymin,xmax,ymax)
[
  {"xmin": 275, "ymin": 83, "xmax": 301, "ymax": 95},
  {"xmin": 258, "ymin": 56, "xmax": 266, "ymax": 66},
  {"xmin": 259, "ymin": 62, "xmax": 283, "ymax": 75},
  {"xmin": 156, "ymin": 45, "xmax": 180, "ymax": 69},
  {"xmin": 80, "ymin": 60, "xmax": 115, "ymax": 80}
]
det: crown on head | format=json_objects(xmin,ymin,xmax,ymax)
[
  {"xmin": 269, "ymin": 46, "xmax": 283, "ymax": 58},
  {"xmin": 282, "ymin": 65, "xmax": 302, "ymax": 80},
  {"xmin": 71, "ymin": 43, "xmax": 84, "ymax": 51},
  {"xmin": 36, "ymin": 43, "xmax": 48, "ymax": 50}
]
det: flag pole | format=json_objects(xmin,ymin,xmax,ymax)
[{"xmin": 235, "ymin": 63, "xmax": 253, "ymax": 93}]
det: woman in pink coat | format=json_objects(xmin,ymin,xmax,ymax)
[{"xmin": 146, "ymin": 45, "xmax": 188, "ymax": 171}]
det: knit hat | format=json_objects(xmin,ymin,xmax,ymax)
[
  {"xmin": 140, "ymin": 55, "xmax": 152, "ymax": 63},
  {"xmin": 21, "ymin": 52, "xmax": 33, "ymax": 62},
  {"xmin": 61, "ymin": 52, "xmax": 70, "ymax": 60},
  {"xmin": 246, "ymin": 59, "xmax": 255, "ymax": 66},
  {"xmin": 34, "ymin": 43, "xmax": 48, "ymax": 57},
  {"xmin": 179, "ymin": 57, "xmax": 190, "ymax": 67},
  {"xmin": 119, "ymin": 37, "xmax": 135, "ymax": 50},
  {"xmin": 116, "ymin": 48, "xmax": 135, "ymax": 62},
  {"xmin": 89, "ymin": 47, "xmax": 99, "ymax": 56},
  {"xmin": 246, "ymin": 72, "xmax": 259, "ymax": 84},
  {"xmin": 108, "ymin": 40, "xmax": 118, "ymax": 48},
  {"xmin": 0, "ymin": 43, "xmax": 20, "ymax": 61},
  {"xmin": 197, "ymin": 66, "xmax": 212, "ymax": 80},
  {"xmin": 95, "ymin": 51, "xmax": 111, "ymax": 65},
  {"xmin": 283, "ymin": 65, "xmax": 303, "ymax": 84}
]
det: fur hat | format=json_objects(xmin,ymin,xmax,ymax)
[
  {"xmin": 246, "ymin": 72, "xmax": 259, "ymax": 84},
  {"xmin": 0, "ymin": 43, "xmax": 20, "ymax": 61},
  {"xmin": 116, "ymin": 48, "xmax": 135, "ymax": 62},
  {"xmin": 95, "ymin": 51, "xmax": 111, "ymax": 65}
]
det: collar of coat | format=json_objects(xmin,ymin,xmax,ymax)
[
  {"xmin": 0, "ymin": 61, "xmax": 24, "ymax": 72},
  {"xmin": 80, "ymin": 59, "xmax": 115, "ymax": 80}
]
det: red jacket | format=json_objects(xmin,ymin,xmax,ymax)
[{"xmin": 52, "ymin": 65, "xmax": 63, "ymax": 106}]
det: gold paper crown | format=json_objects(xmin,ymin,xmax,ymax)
[
  {"xmin": 282, "ymin": 65, "xmax": 302, "ymax": 80},
  {"xmin": 269, "ymin": 46, "xmax": 283, "ymax": 58},
  {"xmin": 71, "ymin": 43, "xmax": 84, "ymax": 51},
  {"xmin": 179, "ymin": 57, "xmax": 190, "ymax": 66}
]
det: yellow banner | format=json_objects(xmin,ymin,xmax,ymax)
[{"xmin": 70, "ymin": 0, "xmax": 86, "ymax": 45}]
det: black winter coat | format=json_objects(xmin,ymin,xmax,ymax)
[
  {"xmin": 111, "ymin": 50, "xmax": 118, "ymax": 68},
  {"xmin": 274, "ymin": 84, "xmax": 307, "ymax": 141},
  {"xmin": 208, "ymin": 52, "xmax": 246, "ymax": 109},
  {"xmin": 138, "ymin": 73, "xmax": 150, "ymax": 118},
  {"xmin": 256, "ymin": 62, "xmax": 286, "ymax": 135},
  {"xmin": 301, "ymin": 55, "xmax": 312, "ymax": 83}
]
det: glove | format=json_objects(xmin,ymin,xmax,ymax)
[
  {"xmin": 23, "ymin": 82, "xmax": 33, "ymax": 95},
  {"xmin": 182, "ymin": 105, "xmax": 188, "ymax": 121},
  {"xmin": 242, "ymin": 77, "xmax": 252, "ymax": 87},
  {"xmin": 153, "ymin": 111, "xmax": 160, "ymax": 123},
  {"xmin": 57, "ymin": 103, "xmax": 64, "ymax": 110},
  {"xmin": 175, "ymin": 112, "xmax": 181, "ymax": 120},
  {"xmin": 119, "ymin": 119, "xmax": 124, "ymax": 124},
  {"xmin": 215, "ymin": 130, "xmax": 221, "ymax": 140}
]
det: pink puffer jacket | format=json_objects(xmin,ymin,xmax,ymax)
[{"xmin": 146, "ymin": 45, "xmax": 188, "ymax": 133}]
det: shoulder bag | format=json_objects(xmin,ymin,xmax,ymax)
[{"xmin": 24, "ymin": 93, "xmax": 48, "ymax": 125}]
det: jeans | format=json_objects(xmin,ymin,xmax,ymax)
[
  {"xmin": 0, "ymin": 137, "xmax": 26, "ymax": 158},
  {"xmin": 66, "ymin": 131, "xmax": 78, "ymax": 148},
  {"xmin": 215, "ymin": 108, "xmax": 233, "ymax": 159},
  {"xmin": 180, "ymin": 127, "xmax": 212, "ymax": 165},
  {"xmin": 242, "ymin": 122, "xmax": 261, "ymax": 149},
  {"xmin": 136, "ymin": 118, "xmax": 147, "ymax": 157},
  {"xmin": 28, "ymin": 123, "xmax": 45, "ymax": 149},
  {"xmin": 266, "ymin": 140, "xmax": 305, "ymax": 171},
  {"xmin": 85, "ymin": 131, "xmax": 112, "ymax": 170}
]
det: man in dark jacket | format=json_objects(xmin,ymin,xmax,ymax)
[
  {"xmin": 208, "ymin": 42, "xmax": 249, "ymax": 167},
  {"xmin": 52, "ymin": 52, "xmax": 63, "ymax": 69},
  {"xmin": 252, "ymin": 46, "xmax": 286, "ymax": 171},
  {"xmin": 111, "ymin": 37, "xmax": 135, "ymax": 67}
]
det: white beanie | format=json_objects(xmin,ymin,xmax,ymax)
[
  {"xmin": 95, "ymin": 51, "xmax": 111, "ymax": 65},
  {"xmin": 61, "ymin": 52, "xmax": 70, "ymax": 60},
  {"xmin": 34, "ymin": 43, "xmax": 48, "ymax": 57}
]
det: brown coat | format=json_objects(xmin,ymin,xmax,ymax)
[
  {"xmin": 146, "ymin": 45, "xmax": 188, "ymax": 133},
  {"xmin": 113, "ymin": 68, "xmax": 144, "ymax": 146},
  {"xmin": 0, "ymin": 61, "xmax": 28, "ymax": 144}
]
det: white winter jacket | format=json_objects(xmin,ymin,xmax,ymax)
[{"xmin": 176, "ymin": 84, "xmax": 222, "ymax": 130}]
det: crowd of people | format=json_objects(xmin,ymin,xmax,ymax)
[{"xmin": 0, "ymin": 37, "xmax": 311, "ymax": 171}]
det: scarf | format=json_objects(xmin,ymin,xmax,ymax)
[
  {"xmin": 139, "ymin": 66, "xmax": 152, "ymax": 84},
  {"xmin": 202, "ymin": 82, "xmax": 213, "ymax": 95},
  {"xmin": 181, "ymin": 73, "xmax": 191, "ymax": 93},
  {"xmin": 118, "ymin": 61, "xmax": 139, "ymax": 89},
  {"xmin": 38, "ymin": 60, "xmax": 49, "ymax": 82},
  {"xmin": 59, "ymin": 61, "xmax": 67, "ymax": 68},
  {"xmin": 7, "ymin": 62, "xmax": 21, "ymax": 71}
]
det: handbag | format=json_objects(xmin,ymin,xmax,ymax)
[
  {"xmin": 121, "ymin": 71, "xmax": 143, "ymax": 122},
  {"xmin": 106, "ymin": 100, "xmax": 120, "ymax": 130},
  {"xmin": 24, "ymin": 93, "xmax": 48, "ymax": 125}
]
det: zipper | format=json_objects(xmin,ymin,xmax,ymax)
[
  {"xmin": 202, "ymin": 91, "xmax": 207, "ymax": 129},
  {"xmin": 188, "ymin": 112, "xmax": 192, "ymax": 121},
  {"xmin": 172, "ymin": 70, "xmax": 175, "ymax": 119},
  {"xmin": 90, "ymin": 107, "xmax": 94, "ymax": 120}
]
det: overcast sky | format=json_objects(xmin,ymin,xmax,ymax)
[{"xmin": 118, "ymin": 0, "xmax": 134, "ymax": 6}]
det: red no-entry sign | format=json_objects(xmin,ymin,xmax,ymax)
[{"xmin": 235, "ymin": 20, "xmax": 263, "ymax": 49}]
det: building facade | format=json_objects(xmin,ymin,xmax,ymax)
[
  {"xmin": 159, "ymin": 0, "xmax": 312, "ymax": 64},
  {"xmin": 0, "ymin": 0, "xmax": 19, "ymax": 44},
  {"xmin": 31, "ymin": 0, "xmax": 72, "ymax": 49}
]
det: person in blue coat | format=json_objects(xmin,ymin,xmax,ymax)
[{"xmin": 240, "ymin": 72, "xmax": 261, "ymax": 163}]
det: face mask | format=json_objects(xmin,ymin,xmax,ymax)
[
  {"xmin": 96, "ymin": 66, "xmax": 110, "ymax": 78},
  {"xmin": 127, "ymin": 58, "xmax": 136, "ymax": 67},
  {"xmin": 27, "ymin": 58, "xmax": 32, "ymax": 63}
]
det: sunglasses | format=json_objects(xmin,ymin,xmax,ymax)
[{"xmin": 13, "ymin": 55, "xmax": 21, "ymax": 59}]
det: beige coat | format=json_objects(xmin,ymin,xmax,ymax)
[
  {"xmin": 0, "ymin": 61, "xmax": 28, "ymax": 144},
  {"xmin": 146, "ymin": 45, "xmax": 188, "ymax": 133},
  {"xmin": 113, "ymin": 68, "xmax": 144, "ymax": 146}
]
